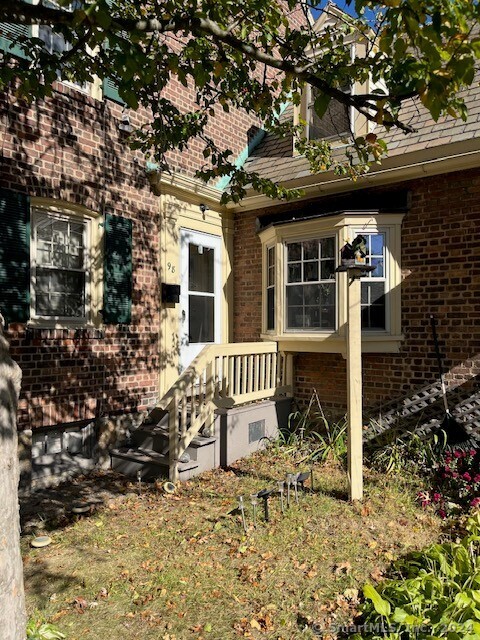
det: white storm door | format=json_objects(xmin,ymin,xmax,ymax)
[{"xmin": 179, "ymin": 229, "xmax": 222, "ymax": 371}]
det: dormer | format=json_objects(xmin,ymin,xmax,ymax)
[{"xmin": 294, "ymin": 2, "xmax": 377, "ymax": 152}]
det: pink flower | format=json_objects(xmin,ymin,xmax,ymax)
[
  {"xmin": 469, "ymin": 449, "xmax": 477, "ymax": 457},
  {"xmin": 454, "ymin": 450, "xmax": 462, "ymax": 458},
  {"xmin": 470, "ymin": 497, "xmax": 480, "ymax": 508},
  {"xmin": 462, "ymin": 472, "xmax": 472, "ymax": 482},
  {"xmin": 438, "ymin": 509, "xmax": 447, "ymax": 519},
  {"xmin": 417, "ymin": 491, "xmax": 431, "ymax": 507},
  {"xmin": 474, "ymin": 475, "xmax": 480, "ymax": 484},
  {"xmin": 433, "ymin": 493, "xmax": 442, "ymax": 503}
]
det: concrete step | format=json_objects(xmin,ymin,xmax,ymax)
[
  {"xmin": 131, "ymin": 423, "xmax": 217, "ymax": 453},
  {"xmin": 110, "ymin": 447, "xmax": 200, "ymax": 481}
]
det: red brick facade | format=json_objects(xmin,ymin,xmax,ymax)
[
  {"xmin": 0, "ymin": 73, "xmax": 262, "ymax": 432},
  {"xmin": 233, "ymin": 168, "xmax": 480, "ymax": 416}
]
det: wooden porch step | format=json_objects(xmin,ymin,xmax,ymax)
[
  {"xmin": 131, "ymin": 423, "xmax": 216, "ymax": 453},
  {"xmin": 110, "ymin": 447, "xmax": 199, "ymax": 481}
]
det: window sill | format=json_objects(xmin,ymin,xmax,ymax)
[
  {"xmin": 27, "ymin": 319, "xmax": 101, "ymax": 331},
  {"xmin": 260, "ymin": 332, "xmax": 404, "ymax": 356}
]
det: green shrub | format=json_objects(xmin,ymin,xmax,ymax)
[
  {"xmin": 26, "ymin": 618, "xmax": 65, "ymax": 640},
  {"xmin": 352, "ymin": 512, "xmax": 480, "ymax": 639},
  {"xmin": 282, "ymin": 390, "xmax": 347, "ymax": 464}
]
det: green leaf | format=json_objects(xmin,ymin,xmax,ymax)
[
  {"xmin": 364, "ymin": 583, "xmax": 391, "ymax": 618},
  {"xmin": 313, "ymin": 91, "xmax": 331, "ymax": 119}
]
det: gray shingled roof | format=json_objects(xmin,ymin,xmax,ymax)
[{"xmin": 244, "ymin": 79, "xmax": 480, "ymax": 185}]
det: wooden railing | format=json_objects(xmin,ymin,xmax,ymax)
[{"xmin": 156, "ymin": 342, "xmax": 293, "ymax": 482}]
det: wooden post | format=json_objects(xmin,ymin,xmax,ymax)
[
  {"xmin": 168, "ymin": 391, "xmax": 179, "ymax": 483},
  {"xmin": 205, "ymin": 360, "xmax": 215, "ymax": 436},
  {"xmin": 346, "ymin": 272, "xmax": 363, "ymax": 501}
]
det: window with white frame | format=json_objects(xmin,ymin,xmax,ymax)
[
  {"xmin": 266, "ymin": 246, "xmax": 275, "ymax": 331},
  {"xmin": 285, "ymin": 237, "xmax": 336, "ymax": 330},
  {"xmin": 259, "ymin": 212, "xmax": 405, "ymax": 354},
  {"xmin": 38, "ymin": 1, "xmax": 89, "ymax": 92},
  {"xmin": 307, "ymin": 85, "xmax": 351, "ymax": 141},
  {"xmin": 358, "ymin": 232, "xmax": 387, "ymax": 330},
  {"xmin": 31, "ymin": 209, "xmax": 90, "ymax": 321}
]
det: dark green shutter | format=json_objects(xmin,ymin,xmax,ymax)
[
  {"xmin": 102, "ymin": 0, "xmax": 126, "ymax": 105},
  {"xmin": 0, "ymin": 21, "xmax": 30, "ymax": 59},
  {"xmin": 102, "ymin": 77, "xmax": 126, "ymax": 105},
  {"xmin": 103, "ymin": 214, "xmax": 132, "ymax": 324},
  {"xmin": 0, "ymin": 0, "xmax": 33, "ymax": 58},
  {"xmin": 0, "ymin": 188, "xmax": 30, "ymax": 325}
]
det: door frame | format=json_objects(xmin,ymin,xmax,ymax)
[{"xmin": 179, "ymin": 228, "xmax": 222, "ymax": 371}]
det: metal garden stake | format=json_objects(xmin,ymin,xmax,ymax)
[
  {"xmin": 137, "ymin": 469, "xmax": 142, "ymax": 495},
  {"xmin": 238, "ymin": 496, "xmax": 248, "ymax": 533},
  {"xmin": 277, "ymin": 481, "xmax": 285, "ymax": 514},
  {"xmin": 286, "ymin": 474, "xmax": 293, "ymax": 507},
  {"xmin": 293, "ymin": 473, "xmax": 299, "ymax": 504},
  {"xmin": 250, "ymin": 493, "xmax": 258, "ymax": 528}
]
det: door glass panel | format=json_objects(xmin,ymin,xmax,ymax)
[
  {"xmin": 189, "ymin": 244, "xmax": 214, "ymax": 293},
  {"xmin": 189, "ymin": 295, "xmax": 214, "ymax": 343}
]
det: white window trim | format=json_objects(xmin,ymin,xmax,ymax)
[
  {"xmin": 31, "ymin": 7, "xmax": 102, "ymax": 101},
  {"xmin": 265, "ymin": 245, "xmax": 276, "ymax": 332},
  {"xmin": 259, "ymin": 211, "xmax": 405, "ymax": 355},
  {"xmin": 283, "ymin": 234, "xmax": 337, "ymax": 333},
  {"xmin": 29, "ymin": 199, "xmax": 104, "ymax": 329}
]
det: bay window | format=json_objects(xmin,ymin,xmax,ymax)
[{"xmin": 260, "ymin": 211, "xmax": 404, "ymax": 354}]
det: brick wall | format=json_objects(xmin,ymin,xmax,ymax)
[
  {"xmin": 1, "ymin": 85, "xmax": 163, "ymax": 431},
  {"xmin": 233, "ymin": 168, "xmax": 480, "ymax": 415}
]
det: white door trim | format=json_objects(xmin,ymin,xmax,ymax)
[{"xmin": 179, "ymin": 228, "xmax": 222, "ymax": 371}]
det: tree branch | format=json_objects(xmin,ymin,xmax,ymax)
[{"xmin": 0, "ymin": 0, "xmax": 417, "ymax": 132}]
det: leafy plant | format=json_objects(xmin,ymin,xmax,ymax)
[
  {"xmin": 352, "ymin": 512, "xmax": 480, "ymax": 640},
  {"xmin": 282, "ymin": 390, "xmax": 348, "ymax": 464},
  {"xmin": 418, "ymin": 447, "xmax": 480, "ymax": 518},
  {"xmin": 26, "ymin": 618, "xmax": 65, "ymax": 640},
  {"xmin": 366, "ymin": 428, "xmax": 447, "ymax": 475}
]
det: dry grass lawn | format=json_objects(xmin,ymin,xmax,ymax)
[{"xmin": 22, "ymin": 449, "xmax": 443, "ymax": 639}]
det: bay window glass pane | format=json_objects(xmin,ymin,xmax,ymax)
[
  {"xmin": 287, "ymin": 285, "xmax": 303, "ymax": 305},
  {"xmin": 370, "ymin": 257, "xmax": 384, "ymax": 277},
  {"xmin": 287, "ymin": 263, "xmax": 301, "ymax": 283},
  {"xmin": 321, "ymin": 237, "xmax": 335, "ymax": 258},
  {"xmin": 287, "ymin": 243, "xmax": 301, "ymax": 262},
  {"xmin": 267, "ymin": 288, "xmax": 275, "ymax": 330},
  {"xmin": 303, "ymin": 284, "xmax": 319, "ymax": 305},
  {"xmin": 370, "ymin": 234, "xmax": 384, "ymax": 256},
  {"xmin": 321, "ymin": 259, "xmax": 335, "ymax": 280},
  {"xmin": 189, "ymin": 295, "xmax": 214, "ymax": 343},
  {"xmin": 304, "ymin": 262, "xmax": 318, "ymax": 281},
  {"xmin": 267, "ymin": 246, "xmax": 275, "ymax": 268},
  {"xmin": 361, "ymin": 282, "xmax": 386, "ymax": 330},
  {"xmin": 286, "ymin": 282, "xmax": 335, "ymax": 330},
  {"xmin": 303, "ymin": 240, "xmax": 318, "ymax": 261}
]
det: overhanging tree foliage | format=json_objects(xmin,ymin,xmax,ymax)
[{"xmin": 1, "ymin": 0, "xmax": 480, "ymax": 202}]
